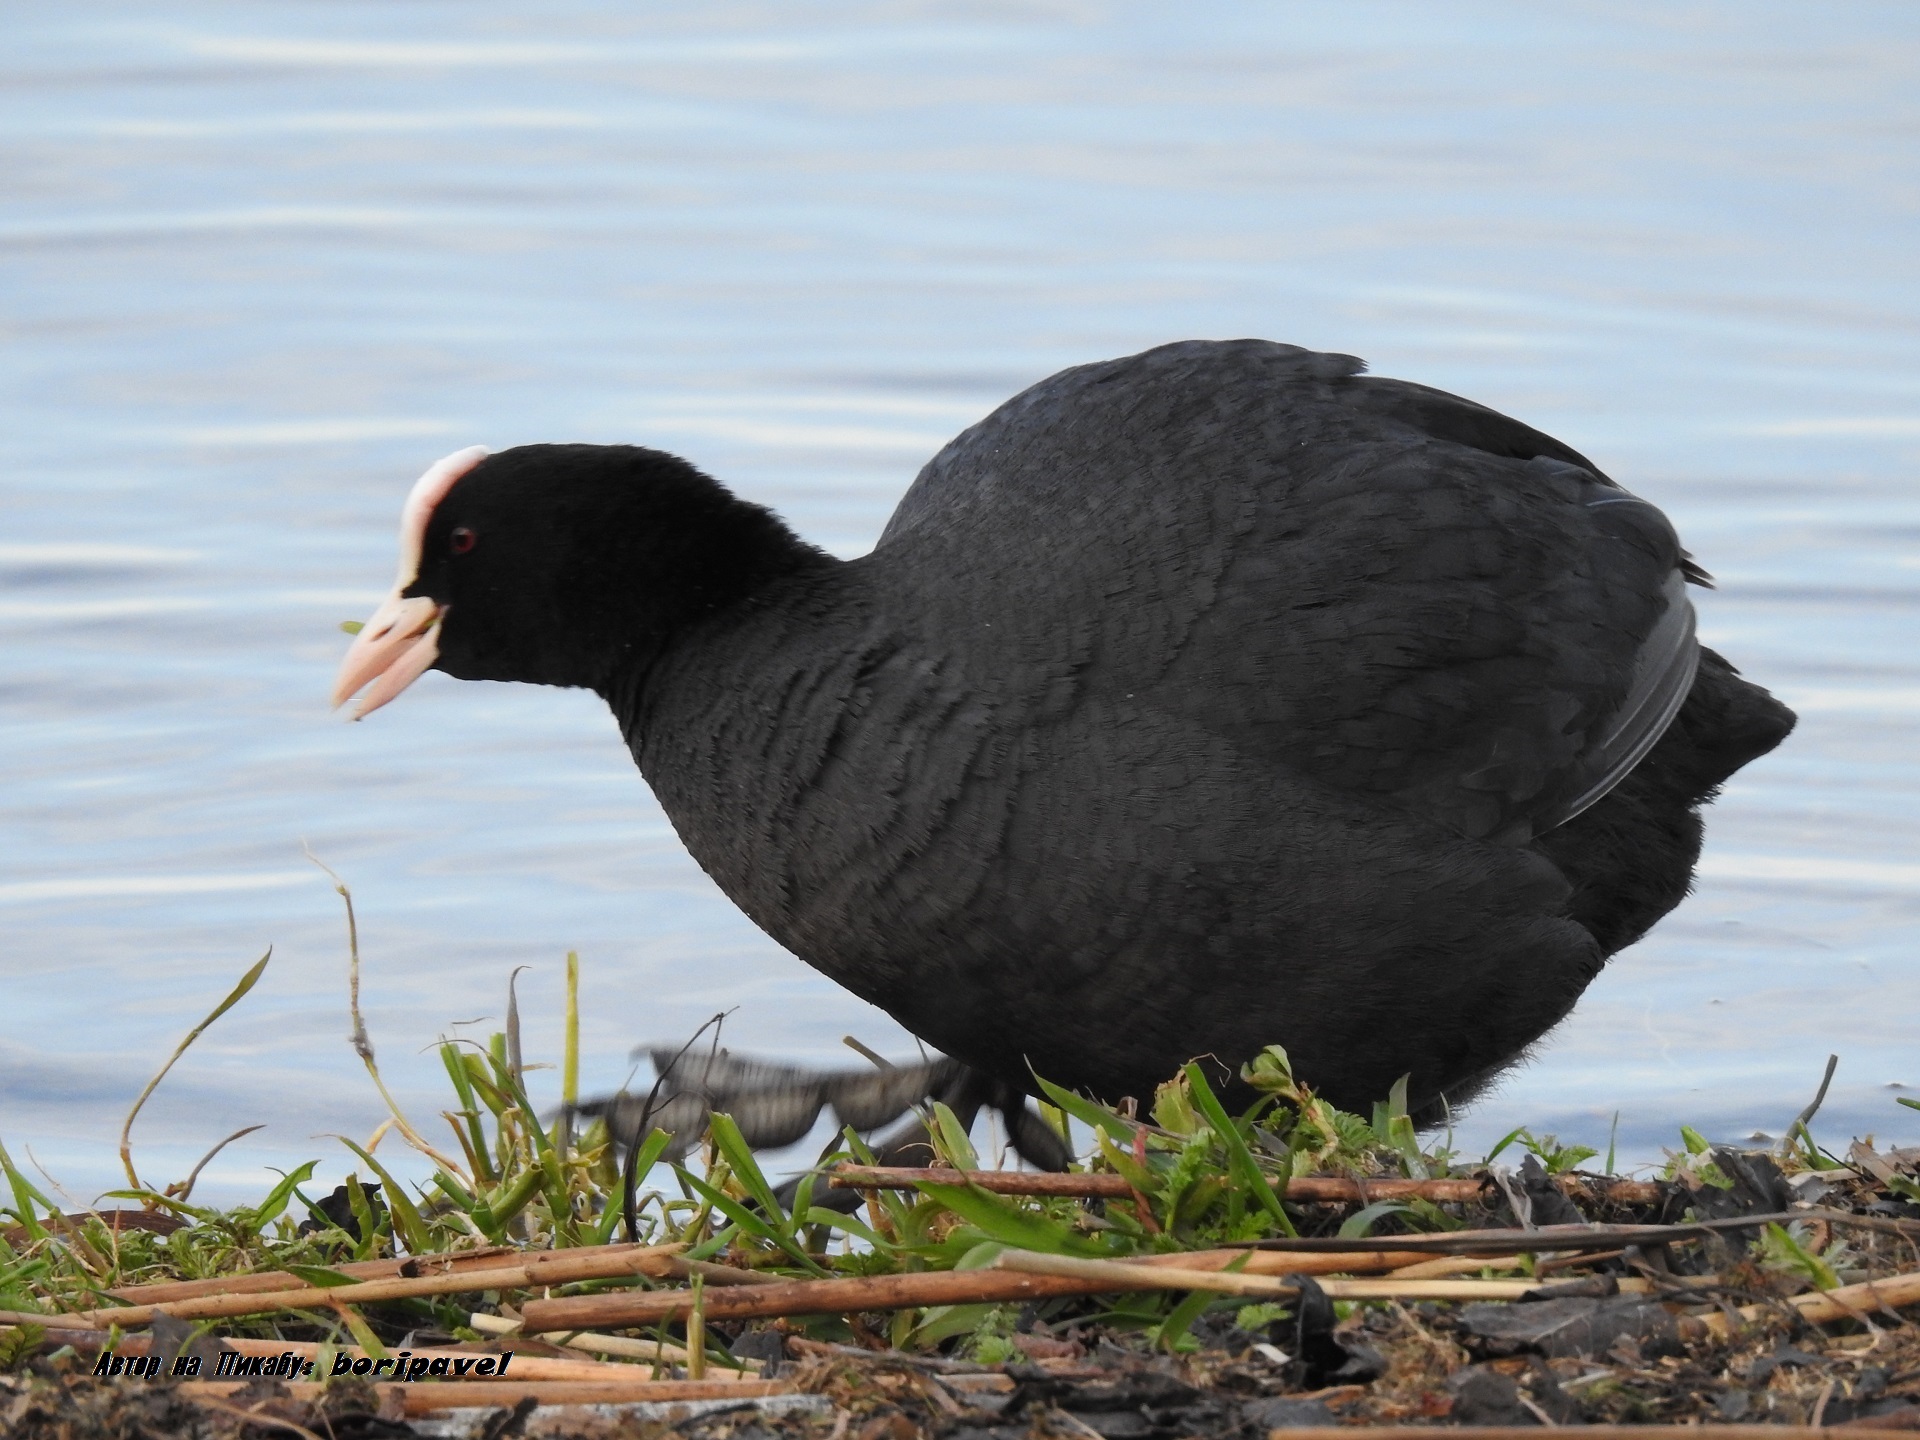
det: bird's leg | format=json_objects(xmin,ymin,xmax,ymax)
[
  {"xmin": 862, "ymin": 1066, "xmax": 1073, "ymax": 1172},
  {"xmin": 788, "ymin": 1061, "xmax": 1073, "ymax": 1213},
  {"xmin": 571, "ymin": 1047, "xmax": 968, "ymax": 1165},
  {"xmin": 572, "ymin": 1047, "xmax": 1073, "ymax": 1214}
]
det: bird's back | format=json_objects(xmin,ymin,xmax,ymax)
[{"xmin": 878, "ymin": 339, "xmax": 1703, "ymax": 846}]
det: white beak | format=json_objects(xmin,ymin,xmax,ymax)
[
  {"xmin": 332, "ymin": 594, "xmax": 445, "ymax": 719},
  {"xmin": 330, "ymin": 445, "xmax": 486, "ymax": 719}
]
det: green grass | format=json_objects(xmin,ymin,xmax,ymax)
[{"xmin": 2, "ymin": 891, "xmax": 1914, "ymax": 1365}]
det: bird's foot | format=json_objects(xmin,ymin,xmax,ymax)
[{"xmin": 572, "ymin": 1047, "xmax": 1072, "ymax": 1206}]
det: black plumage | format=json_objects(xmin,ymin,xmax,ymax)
[{"xmin": 338, "ymin": 340, "xmax": 1794, "ymax": 1136}]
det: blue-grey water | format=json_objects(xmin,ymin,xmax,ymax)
[{"xmin": 3, "ymin": 5, "xmax": 1916, "ymax": 1205}]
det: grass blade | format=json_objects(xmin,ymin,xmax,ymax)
[
  {"xmin": 1035, "ymin": 1075, "xmax": 1134, "ymax": 1145},
  {"xmin": 707, "ymin": 1113, "xmax": 791, "ymax": 1235},
  {"xmin": 929, "ymin": 1102, "xmax": 980, "ymax": 1171},
  {"xmin": 118, "ymin": 949, "xmax": 270, "ymax": 1192},
  {"xmin": 563, "ymin": 951, "xmax": 580, "ymax": 1109},
  {"xmin": 309, "ymin": 854, "xmax": 471, "ymax": 1182},
  {"xmin": 1148, "ymin": 1286, "xmax": 1217, "ymax": 1352},
  {"xmin": 0, "ymin": 1139, "xmax": 58, "ymax": 1241},
  {"xmin": 677, "ymin": 1166, "xmax": 824, "ymax": 1273},
  {"xmin": 242, "ymin": 1161, "xmax": 319, "ymax": 1230},
  {"xmin": 438, "ymin": 1043, "xmax": 495, "ymax": 1185},
  {"xmin": 915, "ymin": 1181, "xmax": 1108, "ymax": 1257},
  {"xmin": 335, "ymin": 1138, "xmax": 433, "ymax": 1255},
  {"xmin": 1182, "ymin": 1063, "xmax": 1293, "ymax": 1236}
]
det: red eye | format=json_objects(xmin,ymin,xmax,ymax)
[{"xmin": 450, "ymin": 526, "xmax": 477, "ymax": 555}]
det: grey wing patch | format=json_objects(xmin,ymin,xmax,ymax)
[
  {"xmin": 1379, "ymin": 468, "xmax": 1702, "ymax": 846},
  {"xmin": 1536, "ymin": 566, "xmax": 1698, "ymax": 832},
  {"xmin": 1530, "ymin": 493, "xmax": 1701, "ymax": 836}
]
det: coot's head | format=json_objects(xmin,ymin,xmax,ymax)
[{"xmin": 332, "ymin": 443, "xmax": 818, "ymax": 717}]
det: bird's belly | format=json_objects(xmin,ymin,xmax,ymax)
[{"xmin": 662, "ymin": 708, "xmax": 1604, "ymax": 1113}]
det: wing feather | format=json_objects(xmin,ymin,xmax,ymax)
[{"xmin": 879, "ymin": 340, "xmax": 1700, "ymax": 846}]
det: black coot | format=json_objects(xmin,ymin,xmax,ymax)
[{"xmin": 334, "ymin": 340, "xmax": 1794, "ymax": 1148}]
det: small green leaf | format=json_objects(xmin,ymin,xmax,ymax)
[
  {"xmin": 915, "ymin": 1182, "xmax": 1107, "ymax": 1257},
  {"xmin": 430, "ymin": 1168, "xmax": 476, "ymax": 1213},
  {"xmin": 0, "ymin": 1140, "xmax": 59, "ymax": 1242},
  {"xmin": 1034, "ymin": 1074, "xmax": 1134, "ymax": 1144},
  {"xmin": 1168, "ymin": 1173, "xmax": 1229, "ymax": 1231},
  {"xmin": 913, "ymin": 1303, "xmax": 1005, "ymax": 1349},
  {"xmin": 250, "ymin": 1161, "xmax": 320, "ymax": 1229},
  {"xmin": 1338, "ymin": 1200, "xmax": 1413, "ymax": 1239},
  {"xmin": 0, "ymin": 1322, "xmax": 45, "ymax": 1369},
  {"xmin": 802, "ymin": 1207, "xmax": 895, "ymax": 1250},
  {"xmin": 1484, "ymin": 1126, "xmax": 1529, "ymax": 1165},
  {"xmin": 1759, "ymin": 1221, "xmax": 1840, "ymax": 1291},
  {"xmin": 707, "ymin": 1113, "xmax": 792, "ymax": 1236},
  {"xmin": 282, "ymin": 1264, "xmax": 358, "ymax": 1288},
  {"xmin": 343, "ymin": 1173, "xmax": 381, "ymax": 1259},
  {"xmin": 1235, "ymin": 1302, "xmax": 1289, "ymax": 1332},
  {"xmin": 332, "ymin": 1303, "xmax": 387, "ymax": 1359},
  {"xmin": 335, "ymin": 1139, "xmax": 432, "ymax": 1255},
  {"xmin": 929, "ymin": 1102, "xmax": 980, "ymax": 1171},
  {"xmin": 1095, "ymin": 1128, "xmax": 1159, "ymax": 1194},
  {"xmin": 1148, "ymin": 1286, "xmax": 1218, "ymax": 1352},
  {"xmin": 480, "ymin": 1168, "xmax": 545, "ymax": 1233},
  {"xmin": 339, "ymin": 620, "xmax": 364, "ymax": 635},
  {"xmin": 596, "ymin": 1127, "xmax": 673, "ymax": 1244},
  {"xmin": 1239, "ymin": 1045, "xmax": 1306, "ymax": 1104},
  {"xmin": 953, "ymin": 1240, "xmax": 1006, "ymax": 1270},
  {"xmin": 677, "ymin": 1169, "xmax": 824, "ymax": 1273},
  {"xmin": 683, "ymin": 1221, "xmax": 744, "ymax": 1262},
  {"xmin": 439, "ymin": 1043, "xmax": 495, "ymax": 1184}
]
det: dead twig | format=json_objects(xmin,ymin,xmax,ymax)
[
  {"xmin": 519, "ymin": 1245, "xmax": 1571, "ymax": 1332},
  {"xmin": 468, "ymin": 1311, "xmax": 760, "ymax": 1373},
  {"xmin": 108, "ymin": 1243, "xmax": 519, "ymax": 1303},
  {"xmin": 168, "ymin": 1124, "xmax": 268, "ymax": 1204},
  {"xmin": 990, "ymin": 1249, "xmax": 1302, "ymax": 1298},
  {"xmin": 1780, "ymin": 1053, "xmax": 1841, "ymax": 1162},
  {"xmin": 2, "ymin": 1308, "xmax": 92, "ymax": 1330},
  {"xmin": 828, "ymin": 1164, "xmax": 1668, "ymax": 1207},
  {"xmin": 1698, "ymin": 1265, "xmax": 1920, "ymax": 1336},
  {"xmin": 520, "ymin": 1269, "xmax": 1140, "ymax": 1332},
  {"xmin": 307, "ymin": 851, "xmax": 470, "ymax": 1179}
]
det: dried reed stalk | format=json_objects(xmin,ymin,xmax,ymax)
[
  {"xmin": 178, "ymin": 1377, "xmax": 787, "ymax": 1417},
  {"xmin": 519, "ymin": 1244, "xmax": 1524, "ymax": 1331},
  {"xmin": 108, "ymin": 1246, "xmax": 521, "ymax": 1303},
  {"xmin": 99, "ymin": 1335, "xmax": 637, "ymax": 1382},
  {"xmin": 828, "ymin": 1164, "xmax": 1665, "ymax": 1206},
  {"xmin": 468, "ymin": 1311, "xmax": 761, "ymax": 1372},
  {"xmin": 77, "ymin": 1243, "xmax": 691, "ymax": 1330},
  {"xmin": 994, "ymin": 1250, "xmax": 1554, "ymax": 1302},
  {"xmin": 990, "ymin": 1250, "xmax": 1300, "ymax": 1297},
  {"xmin": 521, "ymin": 1268, "xmax": 1100, "ymax": 1332},
  {"xmin": 1699, "ymin": 1266, "xmax": 1920, "ymax": 1336},
  {"xmin": 1, "ymin": 1308, "xmax": 94, "ymax": 1330},
  {"xmin": 1387, "ymin": 1254, "xmax": 1527, "ymax": 1278}
]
